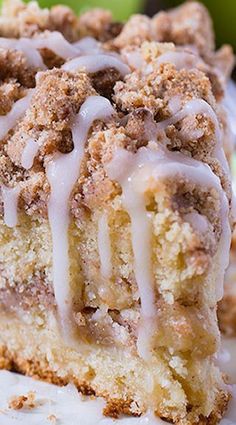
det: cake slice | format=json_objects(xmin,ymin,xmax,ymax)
[{"xmin": 0, "ymin": 1, "xmax": 234, "ymax": 424}]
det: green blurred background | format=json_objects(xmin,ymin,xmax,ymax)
[{"xmin": 5, "ymin": 0, "xmax": 236, "ymax": 50}]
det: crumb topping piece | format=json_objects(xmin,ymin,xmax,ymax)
[{"xmin": 8, "ymin": 391, "xmax": 36, "ymax": 410}]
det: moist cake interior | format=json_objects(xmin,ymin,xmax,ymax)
[{"xmin": 0, "ymin": 1, "xmax": 235, "ymax": 424}]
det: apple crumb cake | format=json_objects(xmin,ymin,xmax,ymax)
[{"xmin": 0, "ymin": 1, "xmax": 235, "ymax": 424}]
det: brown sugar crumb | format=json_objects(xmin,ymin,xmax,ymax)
[
  {"xmin": 152, "ymin": 1, "xmax": 215, "ymax": 55},
  {"xmin": 113, "ymin": 15, "xmax": 152, "ymax": 50},
  {"xmin": 207, "ymin": 44, "xmax": 235, "ymax": 81},
  {"xmin": 0, "ymin": 0, "xmax": 51, "ymax": 38},
  {"xmin": 113, "ymin": 2, "xmax": 214, "ymax": 56},
  {"xmin": 0, "ymin": 49, "xmax": 36, "ymax": 88},
  {"xmin": 124, "ymin": 108, "xmax": 158, "ymax": 149},
  {"xmin": 6, "ymin": 69, "xmax": 96, "ymax": 167},
  {"xmin": 103, "ymin": 398, "xmax": 134, "ymax": 419},
  {"xmin": 0, "ymin": 80, "xmax": 23, "ymax": 115},
  {"xmin": 8, "ymin": 391, "xmax": 36, "ymax": 410},
  {"xmin": 99, "ymin": 22, "xmax": 123, "ymax": 43},
  {"xmin": 49, "ymin": 5, "xmax": 80, "ymax": 42},
  {"xmin": 47, "ymin": 414, "xmax": 58, "ymax": 423},
  {"xmin": 114, "ymin": 63, "xmax": 215, "ymax": 118},
  {"xmin": 78, "ymin": 8, "xmax": 113, "ymax": 40}
]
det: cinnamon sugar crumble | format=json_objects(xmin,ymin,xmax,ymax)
[
  {"xmin": 8, "ymin": 391, "xmax": 36, "ymax": 410},
  {"xmin": 47, "ymin": 414, "xmax": 58, "ymax": 423},
  {"xmin": 0, "ymin": 1, "xmax": 233, "ymax": 218}
]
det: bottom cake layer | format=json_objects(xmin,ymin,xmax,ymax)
[{"xmin": 0, "ymin": 308, "xmax": 229, "ymax": 424}]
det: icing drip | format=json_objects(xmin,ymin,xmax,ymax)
[
  {"xmin": 0, "ymin": 38, "xmax": 46, "ymax": 69},
  {"xmin": 106, "ymin": 151, "xmax": 156, "ymax": 360},
  {"xmin": 0, "ymin": 90, "xmax": 34, "ymax": 140},
  {"xmin": 21, "ymin": 139, "xmax": 39, "ymax": 170},
  {"xmin": 157, "ymin": 96, "xmax": 232, "ymax": 295},
  {"xmin": 106, "ymin": 148, "xmax": 155, "ymax": 360},
  {"xmin": 121, "ymin": 50, "xmax": 144, "ymax": 70},
  {"xmin": 157, "ymin": 98, "xmax": 230, "ymax": 176},
  {"xmin": 157, "ymin": 98, "xmax": 220, "ymax": 139},
  {"xmin": 1, "ymin": 185, "xmax": 20, "ymax": 228},
  {"xmin": 156, "ymin": 51, "xmax": 203, "ymax": 70},
  {"xmin": 168, "ymin": 96, "xmax": 182, "ymax": 115},
  {"xmin": 73, "ymin": 36, "xmax": 101, "ymax": 54},
  {"xmin": 46, "ymin": 96, "xmax": 114, "ymax": 342},
  {"xmin": 98, "ymin": 214, "xmax": 112, "ymax": 279},
  {"xmin": 63, "ymin": 54, "xmax": 130, "ymax": 77},
  {"xmin": 156, "ymin": 98, "xmax": 231, "ymax": 300},
  {"xmin": 0, "ymin": 32, "xmax": 80, "ymax": 70},
  {"xmin": 31, "ymin": 31, "xmax": 80, "ymax": 59},
  {"xmin": 106, "ymin": 145, "xmax": 230, "ymax": 358},
  {"xmin": 0, "ymin": 33, "xmax": 128, "ymax": 77},
  {"xmin": 184, "ymin": 212, "xmax": 209, "ymax": 234},
  {"xmin": 126, "ymin": 49, "xmax": 203, "ymax": 74}
]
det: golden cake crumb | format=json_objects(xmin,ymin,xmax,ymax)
[
  {"xmin": 47, "ymin": 414, "xmax": 58, "ymax": 423},
  {"xmin": 8, "ymin": 391, "xmax": 36, "ymax": 410}
]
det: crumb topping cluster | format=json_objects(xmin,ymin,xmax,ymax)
[{"xmin": 0, "ymin": 1, "xmax": 234, "ymax": 216}]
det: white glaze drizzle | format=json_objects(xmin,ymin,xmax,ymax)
[
  {"xmin": 98, "ymin": 213, "xmax": 112, "ymax": 279},
  {"xmin": 156, "ymin": 98, "xmax": 220, "ymax": 138},
  {"xmin": 46, "ymin": 96, "xmax": 114, "ymax": 341},
  {"xmin": 21, "ymin": 139, "xmax": 39, "ymax": 170},
  {"xmin": 168, "ymin": 95, "xmax": 182, "ymax": 115},
  {"xmin": 62, "ymin": 54, "xmax": 130, "ymax": 77},
  {"xmin": 184, "ymin": 212, "xmax": 209, "ymax": 234},
  {"xmin": 0, "ymin": 89, "xmax": 34, "ymax": 140},
  {"xmin": 31, "ymin": 31, "xmax": 80, "ymax": 59},
  {"xmin": 0, "ymin": 32, "xmax": 130, "ymax": 81},
  {"xmin": 0, "ymin": 31, "xmax": 80, "ymax": 66},
  {"xmin": 120, "ymin": 49, "xmax": 144, "ymax": 70},
  {"xmin": 152, "ymin": 51, "xmax": 230, "ymax": 175},
  {"xmin": 1, "ymin": 185, "xmax": 20, "ymax": 228},
  {"xmin": 157, "ymin": 97, "xmax": 230, "ymax": 176},
  {"xmin": 107, "ymin": 151, "xmax": 156, "ymax": 359},
  {"xmin": 73, "ymin": 36, "xmax": 101, "ymax": 54},
  {"xmin": 106, "ymin": 145, "xmax": 230, "ymax": 358},
  {"xmin": 158, "ymin": 98, "xmax": 231, "ymax": 299},
  {"xmin": 0, "ymin": 92, "xmax": 34, "ymax": 230},
  {"xmin": 0, "ymin": 37, "xmax": 46, "ymax": 69},
  {"xmin": 126, "ymin": 48, "xmax": 204, "ymax": 75},
  {"xmin": 156, "ymin": 50, "xmax": 204, "ymax": 71}
]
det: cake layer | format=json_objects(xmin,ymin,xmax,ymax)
[{"xmin": 0, "ymin": 309, "xmax": 230, "ymax": 424}]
